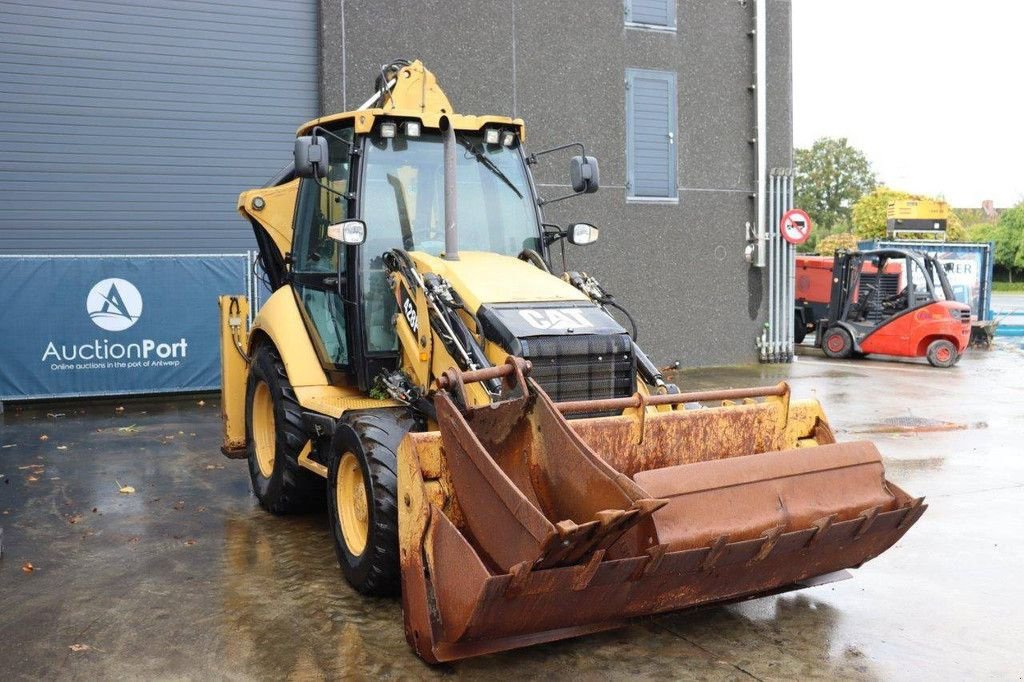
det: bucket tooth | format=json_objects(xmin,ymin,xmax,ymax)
[
  {"xmin": 571, "ymin": 550, "xmax": 606, "ymax": 591},
  {"xmin": 632, "ymin": 543, "xmax": 668, "ymax": 580},
  {"xmin": 701, "ymin": 535, "xmax": 730, "ymax": 571},
  {"xmin": 855, "ymin": 506, "xmax": 882, "ymax": 538},
  {"xmin": 807, "ymin": 514, "xmax": 837, "ymax": 548},
  {"xmin": 751, "ymin": 525, "xmax": 785, "ymax": 564}
]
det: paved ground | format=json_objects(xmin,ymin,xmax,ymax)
[{"xmin": 1, "ymin": 343, "xmax": 1022, "ymax": 680}]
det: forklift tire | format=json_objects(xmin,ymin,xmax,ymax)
[
  {"xmin": 328, "ymin": 409, "xmax": 415, "ymax": 597},
  {"xmin": 822, "ymin": 327, "xmax": 854, "ymax": 359},
  {"xmin": 245, "ymin": 344, "xmax": 324, "ymax": 514},
  {"xmin": 926, "ymin": 339, "xmax": 958, "ymax": 368}
]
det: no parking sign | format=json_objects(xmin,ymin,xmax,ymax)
[{"xmin": 780, "ymin": 209, "xmax": 812, "ymax": 245}]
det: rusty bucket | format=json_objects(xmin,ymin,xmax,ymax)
[{"xmin": 398, "ymin": 360, "xmax": 925, "ymax": 663}]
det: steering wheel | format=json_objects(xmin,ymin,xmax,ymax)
[
  {"xmin": 517, "ymin": 248, "xmax": 550, "ymax": 272},
  {"xmin": 849, "ymin": 283, "xmax": 877, "ymax": 320},
  {"xmin": 882, "ymin": 287, "xmax": 908, "ymax": 309}
]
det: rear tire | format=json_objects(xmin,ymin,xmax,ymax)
[
  {"xmin": 926, "ymin": 339, "xmax": 958, "ymax": 368},
  {"xmin": 245, "ymin": 344, "xmax": 324, "ymax": 514},
  {"xmin": 822, "ymin": 327, "xmax": 854, "ymax": 359},
  {"xmin": 328, "ymin": 409, "xmax": 415, "ymax": 596}
]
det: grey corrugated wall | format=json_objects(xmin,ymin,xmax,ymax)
[{"xmin": 0, "ymin": 0, "xmax": 318, "ymax": 254}]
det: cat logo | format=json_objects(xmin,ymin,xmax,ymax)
[
  {"xmin": 400, "ymin": 285, "xmax": 419, "ymax": 334},
  {"xmin": 518, "ymin": 308, "xmax": 594, "ymax": 331}
]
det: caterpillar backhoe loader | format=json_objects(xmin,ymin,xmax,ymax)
[{"xmin": 218, "ymin": 60, "xmax": 926, "ymax": 663}]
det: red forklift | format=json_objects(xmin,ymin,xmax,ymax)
[{"xmin": 814, "ymin": 249, "xmax": 972, "ymax": 367}]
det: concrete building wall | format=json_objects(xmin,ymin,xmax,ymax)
[{"xmin": 319, "ymin": 0, "xmax": 793, "ymax": 367}]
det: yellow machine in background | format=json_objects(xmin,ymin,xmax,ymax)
[
  {"xmin": 218, "ymin": 60, "xmax": 925, "ymax": 663},
  {"xmin": 886, "ymin": 198, "xmax": 949, "ymax": 237}
]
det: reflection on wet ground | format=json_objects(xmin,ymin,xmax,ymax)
[{"xmin": 1, "ymin": 346, "xmax": 1021, "ymax": 679}]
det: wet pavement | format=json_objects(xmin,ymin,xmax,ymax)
[{"xmin": 1, "ymin": 344, "xmax": 1022, "ymax": 680}]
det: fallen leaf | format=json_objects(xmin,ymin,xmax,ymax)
[
  {"xmin": 128, "ymin": 536, "xmax": 140, "ymax": 544},
  {"xmin": 22, "ymin": 562, "xmax": 34, "ymax": 573},
  {"xmin": 27, "ymin": 476, "xmax": 39, "ymax": 482},
  {"xmin": 68, "ymin": 514, "xmax": 83, "ymax": 524},
  {"xmin": 39, "ymin": 435, "xmax": 49, "ymax": 441},
  {"xmin": 117, "ymin": 425, "xmax": 138, "ymax": 433},
  {"xmin": 69, "ymin": 644, "xmax": 90, "ymax": 652},
  {"xmin": 172, "ymin": 501, "xmax": 185, "ymax": 510},
  {"xmin": 184, "ymin": 539, "xmax": 197, "ymax": 546},
  {"xmin": 116, "ymin": 480, "xmax": 135, "ymax": 495},
  {"xmin": 196, "ymin": 506, "xmax": 207, "ymax": 513}
]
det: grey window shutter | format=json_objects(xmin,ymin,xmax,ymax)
[
  {"xmin": 625, "ymin": 0, "xmax": 676, "ymax": 29},
  {"xmin": 626, "ymin": 69, "xmax": 678, "ymax": 199},
  {"xmin": 0, "ymin": 0, "xmax": 317, "ymax": 255}
]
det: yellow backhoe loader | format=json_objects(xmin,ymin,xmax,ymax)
[{"xmin": 218, "ymin": 60, "xmax": 926, "ymax": 663}]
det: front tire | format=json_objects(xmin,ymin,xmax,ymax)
[
  {"xmin": 328, "ymin": 409, "xmax": 415, "ymax": 596},
  {"xmin": 926, "ymin": 339, "xmax": 958, "ymax": 368},
  {"xmin": 245, "ymin": 344, "xmax": 324, "ymax": 514},
  {"xmin": 822, "ymin": 327, "xmax": 854, "ymax": 359}
]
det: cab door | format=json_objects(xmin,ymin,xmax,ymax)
[{"xmin": 289, "ymin": 129, "xmax": 354, "ymax": 375}]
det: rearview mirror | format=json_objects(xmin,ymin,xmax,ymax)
[
  {"xmin": 569, "ymin": 156, "xmax": 600, "ymax": 193},
  {"xmin": 567, "ymin": 223, "xmax": 599, "ymax": 245},
  {"xmin": 294, "ymin": 135, "xmax": 327, "ymax": 178},
  {"xmin": 326, "ymin": 219, "xmax": 367, "ymax": 245}
]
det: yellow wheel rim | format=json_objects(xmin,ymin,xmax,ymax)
[
  {"xmin": 337, "ymin": 452, "xmax": 368, "ymax": 557},
  {"xmin": 252, "ymin": 381, "xmax": 276, "ymax": 478}
]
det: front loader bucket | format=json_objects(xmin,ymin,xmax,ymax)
[{"xmin": 398, "ymin": 360, "xmax": 926, "ymax": 663}]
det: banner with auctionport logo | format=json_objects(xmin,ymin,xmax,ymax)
[{"xmin": 0, "ymin": 255, "xmax": 249, "ymax": 400}]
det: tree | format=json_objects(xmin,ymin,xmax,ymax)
[
  {"xmin": 795, "ymin": 137, "xmax": 877, "ymax": 233},
  {"xmin": 815, "ymin": 232, "xmax": 860, "ymax": 256},
  {"xmin": 851, "ymin": 187, "xmax": 966, "ymax": 242},
  {"xmin": 971, "ymin": 202, "xmax": 1024, "ymax": 279}
]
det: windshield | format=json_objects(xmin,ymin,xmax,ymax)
[
  {"xmin": 358, "ymin": 130, "xmax": 542, "ymax": 353},
  {"xmin": 360, "ymin": 131, "xmax": 540, "ymax": 258}
]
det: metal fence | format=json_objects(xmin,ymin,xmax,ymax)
[{"xmin": 758, "ymin": 169, "xmax": 795, "ymax": 363}]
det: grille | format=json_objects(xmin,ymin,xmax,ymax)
[
  {"xmin": 960, "ymin": 310, "xmax": 971, "ymax": 323},
  {"xmin": 878, "ymin": 273, "xmax": 900, "ymax": 297},
  {"xmin": 518, "ymin": 333, "xmax": 635, "ymax": 407}
]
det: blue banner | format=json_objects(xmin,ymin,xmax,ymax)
[{"xmin": 0, "ymin": 255, "xmax": 249, "ymax": 400}]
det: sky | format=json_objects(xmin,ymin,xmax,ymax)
[{"xmin": 792, "ymin": 0, "xmax": 1024, "ymax": 208}]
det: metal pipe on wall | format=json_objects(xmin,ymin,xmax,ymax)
[
  {"xmin": 754, "ymin": 0, "xmax": 768, "ymax": 268},
  {"xmin": 773, "ymin": 172, "xmax": 781, "ymax": 359},
  {"xmin": 782, "ymin": 172, "xmax": 790, "ymax": 359},
  {"xmin": 787, "ymin": 170, "xmax": 796, "ymax": 360},
  {"xmin": 767, "ymin": 168, "xmax": 776, "ymax": 358}
]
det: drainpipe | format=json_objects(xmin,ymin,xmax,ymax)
[
  {"xmin": 440, "ymin": 115, "xmax": 459, "ymax": 261},
  {"xmin": 754, "ymin": 0, "xmax": 768, "ymax": 268}
]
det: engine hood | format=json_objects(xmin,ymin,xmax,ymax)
[{"xmin": 407, "ymin": 251, "xmax": 588, "ymax": 313}]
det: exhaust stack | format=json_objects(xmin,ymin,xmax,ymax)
[{"xmin": 440, "ymin": 115, "xmax": 459, "ymax": 261}]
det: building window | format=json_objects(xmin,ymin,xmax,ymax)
[
  {"xmin": 624, "ymin": 0, "xmax": 676, "ymax": 31},
  {"xmin": 625, "ymin": 69, "xmax": 678, "ymax": 200}
]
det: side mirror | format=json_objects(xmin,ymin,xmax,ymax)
[
  {"xmin": 294, "ymin": 135, "xmax": 327, "ymax": 178},
  {"xmin": 567, "ymin": 223, "xmax": 599, "ymax": 246},
  {"xmin": 326, "ymin": 219, "xmax": 367, "ymax": 245},
  {"xmin": 569, "ymin": 155, "xmax": 600, "ymax": 194}
]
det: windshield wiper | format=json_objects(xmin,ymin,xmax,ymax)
[{"xmin": 459, "ymin": 139, "xmax": 523, "ymax": 199}]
